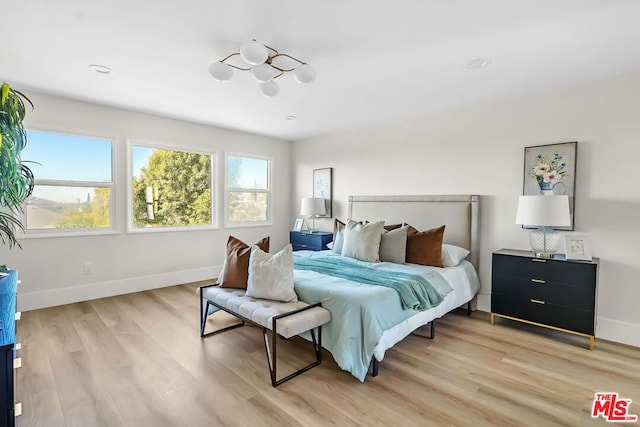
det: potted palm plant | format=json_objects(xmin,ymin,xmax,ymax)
[{"xmin": 0, "ymin": 83, "xmax": 34, "ymax": 250}]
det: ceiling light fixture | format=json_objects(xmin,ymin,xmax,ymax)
[
  {"xmin": 209, "ymin": 39, "xmax": 316, "ymax": 97},
  {"xmin": 88, "ymin": 64, "xmax": 112, "ymax": 74}
]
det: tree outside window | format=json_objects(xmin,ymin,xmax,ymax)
[
  {"xmin": 131, "ymin": 145, "xmax": 213, "ymax": 229},
  {"xmin": 227, "ymin": 155, "xmax": 271, "ymax": 224}
]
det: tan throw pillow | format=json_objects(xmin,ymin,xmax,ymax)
[
  {"xmin": 405, "ymin": 225, "xmax": 445, "ymax": 267},
  {"xmin": 341, "ymin": 219, "xmax": 385, "ymax": 262},
  {"xmin": 380, "ymin": 225, "xmax": 409, "ymax": 264},
  {"xmin": 246, "ymin": 244, "xmax": 297, "ymax": 302},
  {"xmin": 219, "ymin": 235, "xmax": 270, "ymax": 289}
]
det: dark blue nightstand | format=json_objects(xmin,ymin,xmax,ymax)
[{"xmin": 289, "ymin": 231, "xmax": 333, "ymax": 251}]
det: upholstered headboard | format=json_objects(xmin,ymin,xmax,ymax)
[{"xmin": 348, "ymin": 195, "xmax": 480, "ymax": 269}]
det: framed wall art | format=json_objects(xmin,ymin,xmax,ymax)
[
  {"xmin": 313, "ymin": 167, "xmax": 332, "ymax": 217},
  {"xmin": 523, "ymin": 141, "xmax": 577, "ymax": 230}
]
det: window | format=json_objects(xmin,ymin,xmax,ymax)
[
  {"xmin": 21, "ymin": 130, "xmax": 113, "ymax": 232},
  {"xmin": 226, "ymin": 154, "xmax": 271, "ymax": 225},
  {"xmin": 130, "ymin": 143, "xmax": 213, "ymax": 230}
]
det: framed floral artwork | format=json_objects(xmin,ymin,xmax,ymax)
[
  {"xmin": 313, "ymin": 167, "xmax": 332, "ymax": 217},
  {"xmin": 523, "ymin": 141, "xmax": 577, "ymax": 230}
]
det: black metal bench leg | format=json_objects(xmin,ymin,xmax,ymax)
[
  {"xmin": 266, "ymin": 325, "xmax": 324, "ymax": 387},
  {"xmin": 467, "ymin": 301, "xmax": 472, "ymax": 316},
  {"xmin": 200, "ymin": 298, "xmax": 209, "ymax": 337},
  {"xmin": 371, "ymin": 358, "xmax": 379, "ymax": 377},
  {"xmin": 429, "ymin": 321, "xmax": 435, "ymax": 339}
]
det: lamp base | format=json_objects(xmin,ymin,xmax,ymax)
[
  {"xmin": 534, "ymin": 252, "xmax": 557, "ymax": 259},
  {"xmin": 529, "ymin": 227, "xmax": 562, "ymax": 257}
]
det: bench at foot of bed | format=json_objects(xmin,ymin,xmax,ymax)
[{"xmin": 199, "ymin": 284, "xmax": 331, "ymax": 387}]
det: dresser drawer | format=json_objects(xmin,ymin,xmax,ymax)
[
  {"xmin": 493, "ymin": 253, "xmax": 596, "ymax": 288},
  {"xmin": 492, "ymin": 293, "xmax": 595, "ymax": 335},
  {"xmin": 492, "ymin": 275, "xmax": 595, "ymax": 311}
]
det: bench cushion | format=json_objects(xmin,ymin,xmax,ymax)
[{"xmin": 202, "ymin": 286, "xmax": 331, "ymax": 339}]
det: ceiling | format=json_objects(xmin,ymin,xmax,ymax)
[{"xmin": 4, "ymin": 0, "xmax": 640, "ymax": 141}]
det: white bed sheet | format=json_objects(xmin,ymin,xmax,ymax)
[{"xmin": 373, "ymin": 260, "xmax": 480, "ymax": 360}]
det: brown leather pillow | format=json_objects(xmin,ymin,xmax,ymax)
[
  {"xmin": 219, "ymin": 235, "xmax": 270, "ymax": 289},
  {"xmin": 383, "ymin": 223, "xmax": 403, "ymax": 231},
  {"xmin": 405, "ymin": 225, "xmax": 445, "ymax": 267}
]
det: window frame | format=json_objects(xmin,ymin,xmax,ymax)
[
  {"xmin": 126, "ymin": 139, "xmax": 217, "ymax": 234},
  {"xmin": 224, "ymin": 152, "xmax": 273, "ymax": 228},
  {"xmin": 20, "ymin": 127, "xmax": 118, "ymax": 238}
]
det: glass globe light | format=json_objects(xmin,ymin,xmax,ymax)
[
  {"xmin": 251, "ymin": 63, "xmax": 275, "ymax": 82},
  {"xmin": 240, "ymin": 40, "xmax": 268, "ymax": 65},
  {"xmin": 209, "ymin": 62, "xmax": 233, "ymax": 81},
  {"xmin": 294, "ymin": 63, "xmax": 316, "ymax": 83},
  {"xmin": 260, "ymin": 80, "xmax": 279, "ymax": 97}
]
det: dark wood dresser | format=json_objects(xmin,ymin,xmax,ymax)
[{"xmin": 491, "ymin": 249, "xmax": 599, "ymax": 350}]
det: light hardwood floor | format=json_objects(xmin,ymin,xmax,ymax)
[{"xmin": 16, "ymin": 282, "xmax": 640, "ymax": 427}]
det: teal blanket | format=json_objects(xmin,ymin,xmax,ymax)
[
  {"xmin": 293, "ymin": 252, "xmax": 453, "ymax": 381},
  {"xmin": 294, "ymin": 255, "xmax": 450, "ymax": 311}
]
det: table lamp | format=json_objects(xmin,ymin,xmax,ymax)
[
  {"xmin": 516, "ymin": 195, "xmax": 571, "ymax": 258},
  {"xmin": 300, "ymin": 197, "xmax": 326, "ymax": 233}
]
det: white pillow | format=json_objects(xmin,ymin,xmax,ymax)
[
  {"xmin": 332, "ymin": 221, "xmax": 345, "ymax": 254},
  {"xmin": 341, "ymin": 219, "xmax": 384, "ymax": 262},
  {"xmin": 441, "ymin": 244, "xmax": 470, "ymax": 267},
  {"xmin": 246, "ymin": 244, "xmax": 297, "ymax": 302},
  {"xmin": 379, "ymin": 225, "xmax": 408, "ymax": 264}
]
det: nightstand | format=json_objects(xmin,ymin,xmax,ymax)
[
  {"xmin": 289, "ymin": 231, "xmax": 333, "ymax": 251},
  {"xmin": 490, "ymin": 249, "xmax": 599, "ymax": 350}
]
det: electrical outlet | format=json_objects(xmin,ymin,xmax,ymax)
[{"xmin": 83, "ymin": 262, "xmax": 94, "ymax": 275}]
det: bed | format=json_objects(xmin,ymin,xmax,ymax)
[{"xmin": 292, "ymin": 195, "xmax": 480, "ymax": 381}]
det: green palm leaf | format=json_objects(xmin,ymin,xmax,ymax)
[{"xmin": 0, "ymin": 82, "xmax": 34, "ymax": 250}]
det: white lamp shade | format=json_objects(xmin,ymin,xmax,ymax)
[
  {"xmin": 301, "ymin": 197, "xmax": 326, "ymax": 216},
  {"xmin": 240, "ymin": 40, "xmax": 268, "ymax": 65},
  {"xmin": 260, "ymin": 80, "xmax": 279, "ymax": 97},
  {"xmin": 209, "ymin": 62, "xmax": 233, "ymax": 81},
  {"xmin": 294, "ymin": 63, "xmax": 316, "ymax": 83},
  {"xmin": 516, "ymin": 195, "xmax": 571, "ymax": 227},
  {"xmin": 251, "ymin": 63, "xmax": 276, "ymax": 82}
]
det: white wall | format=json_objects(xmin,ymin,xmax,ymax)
[
  {"xmin": 0, "ymin": 92, "xmax": 292, "ymax": 311},
  {"xmin": 292, "ymin": 70, "xmax": 640, "ymax": 348}
]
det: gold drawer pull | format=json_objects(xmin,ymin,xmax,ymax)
[
  {"xmin": 532, "ymin": 259, "xmax": 546, "ymax": 263},
  {"xmin": 530, "ymin": 299, "xmax": 545, "ymax": 305},
  {"xmin": 531, "ymin": 279, "xmax": 546, "ymax": 284}
]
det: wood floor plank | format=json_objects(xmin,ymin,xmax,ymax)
[{"xmin": 16, "ymin": 283, "xmax": 640, "ymax": 427}]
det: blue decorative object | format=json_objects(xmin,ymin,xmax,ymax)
[{"xmin": 0, "ymin": 270, "xmax": 18, "ymax": 347}]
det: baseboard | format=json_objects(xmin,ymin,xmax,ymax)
[
  {"xmin": 18, "ymin": 265, "xmax": 223, "ymax": 311},
  {"xmin": 596, "ymin": 317, "xmax": 640, "ymax": 348},
  {"xmin": 476, "ymin": 292, "xmax": 491, "ymax": 312}
]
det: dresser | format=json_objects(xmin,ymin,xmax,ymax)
[
  {"xmin": 289, "ymin": 231, "xmax": 333, "ymax": 251},
  {"xmin": 0, "ymin": 271, "xmax": 20, "ymax": 427},
  {"xmin": 491, "ymin": 249, "xmax": 598, "ymax": 350}
]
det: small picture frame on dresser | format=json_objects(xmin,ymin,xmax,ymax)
[
  {"xmin": 293, "ymin": 218, "xmax": 304, "ymax": 232},
  {"xmin": 564, "ymin": 234, "xmax": 592, "ymax": 261}
]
